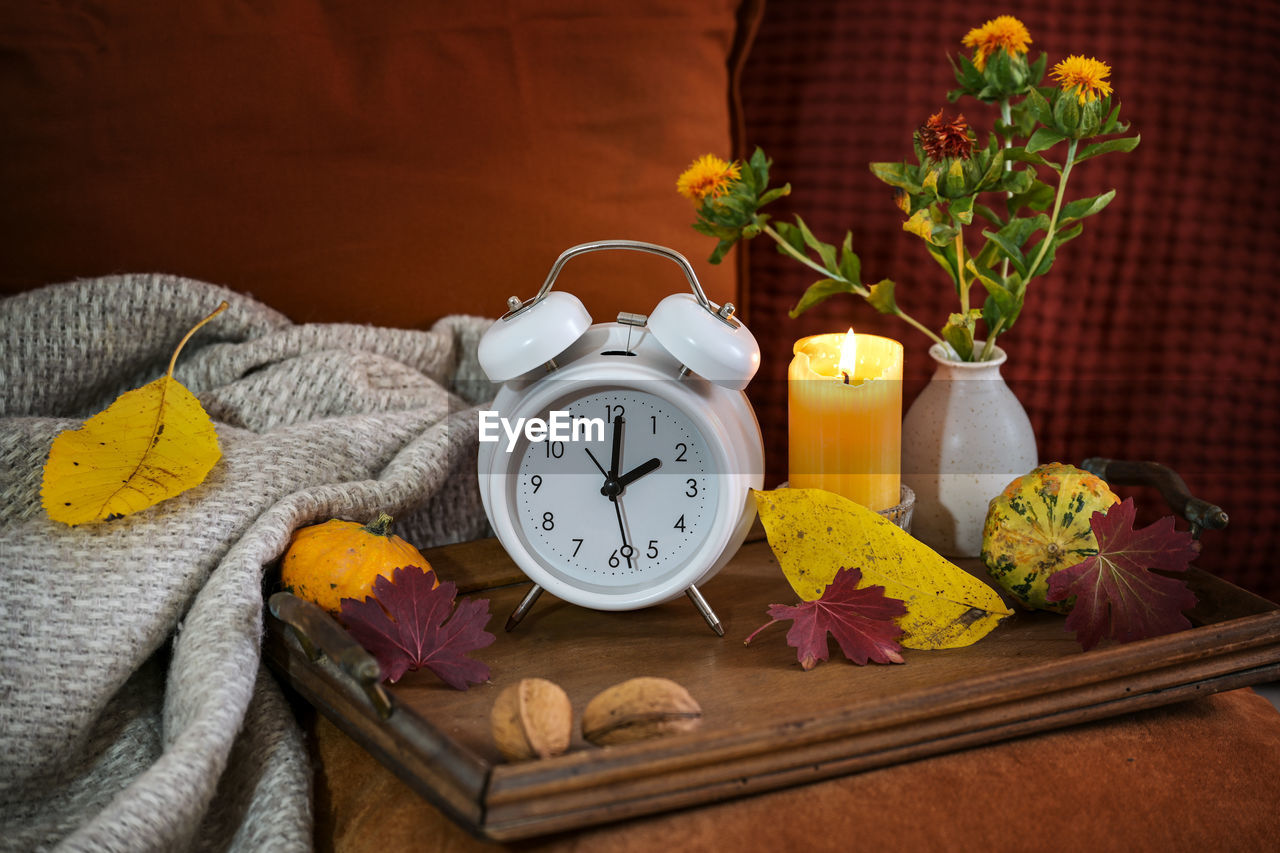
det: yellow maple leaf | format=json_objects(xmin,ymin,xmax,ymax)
[
  {"xmin": 753, "ymin": 487, "xmax": 1013, "ymax": 650},
  {"xmin": 41, "ymin": 302, "xmax": 228, "ymax": 525}
]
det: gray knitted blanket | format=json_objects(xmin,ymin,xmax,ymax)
[{"xmin": 0, "ymin": 275, "xmax": 494, "ymax": 851}]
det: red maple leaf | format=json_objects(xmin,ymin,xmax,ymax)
[
  {"xmin": 338, "ymin": 565, "xmax": 495, "ymax": 689},
  {"xmin": 744, "ymin": 567, "xmax": 907, "ymax": 669},
  {"xmin": 1046, "ymin": 498, "xmax": 1201, "ymax": 651}
]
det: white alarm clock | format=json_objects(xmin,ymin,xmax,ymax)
[{"xmin": 476, "ymin": 240, "xmax": 764, "ymax": 634}]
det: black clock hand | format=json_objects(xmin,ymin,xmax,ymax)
[
  {"xmin": 617, "ymin": 457, "xmax": 661, "ymax": 488},
  {"xmin": 612, "ymin": 493, "xmax": 630, "ymax": 552},
  {"xmin": 608, "ymin": 414, "xmax": 624, "ymax": 478}
]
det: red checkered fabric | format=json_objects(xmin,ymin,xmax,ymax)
[{"xmin": 738, "ymin": 0, "xmax": 1280, "ymax": 599}]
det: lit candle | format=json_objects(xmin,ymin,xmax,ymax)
[{"xmin": 788, "ymin": 330, "xmax": 904, "ymax": 511}]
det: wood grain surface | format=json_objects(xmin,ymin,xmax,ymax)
[{"xmin": 265, "ymin": 532, "xmax": 1280, "ymax": 841}]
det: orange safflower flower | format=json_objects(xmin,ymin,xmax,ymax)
[
  {"xmin": 1052, "ymin": 55, "xmax": 1114, "ymax": 104},
  {"xmin": 676, "ymin": 155, "xmax": 741, "ymax": 203},
  {"xmin": 962, "ymin": 16, "xmax": 1032, "ymax": 72}
]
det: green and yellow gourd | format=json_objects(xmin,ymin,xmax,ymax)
[{"xmin": 981, "ymin": 463, "xmax": 1120, "ymax": 612}]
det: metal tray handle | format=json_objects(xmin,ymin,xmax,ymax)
[
  {"xmin": 268, "ymin": 591, "xmax": 393, "ymax": 719},
  {"xmin": 1081, "ymin": 458, "xmax": 1229, "ymax": 539}
]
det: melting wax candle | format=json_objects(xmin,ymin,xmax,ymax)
[{"xmin": 788, "ymin": 331, "xmax": 903, "ymax": 511}]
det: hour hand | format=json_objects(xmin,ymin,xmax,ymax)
[{"xmin": 618, "ymin": 457, "xmax": 661, "ymax": 488}]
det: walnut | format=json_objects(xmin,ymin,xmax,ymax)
[
  {"xmin": 581, "ymin": 677, "xmax": 702, "ymax": 746},
  {"xmin": 490, "ymin": 678, "xmax": 572, "ymax": 761}
]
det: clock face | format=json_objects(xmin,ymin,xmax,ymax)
[{"xmin": 513, "ymin": 388, "xmax": 720, "ymax": 593}]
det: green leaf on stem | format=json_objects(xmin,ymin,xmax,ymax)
[
  {"xmin": 1003, "ymin": 146, "xmax": 1054, "ymax": 169},
  {"xmin": 982, "ymin": 228, "xmax": 1029, "ymax": 278},
  {"xmin": 795, "ymin": 217, "xmax": 838, "ymax": 270},
  {"xmin": 1025, "ymin": 88, "xmax": 1054, "ymax": 126},
  {"xmin": 1026, "ymin": 127, "xmax": 1067, "ymax": 154},
  {"xmin": 1008, "ymin": 180, "xmax": 1056, "ymax": 215},
  {"xmin": 870, "ymin": 162, "xmax": 923, "ymax": 194},
  {"xmin": 942, "ymin": 312, "xmax": 979, "ymax": 361},
  {"xmin": 976, "ymin": 148, "xmax": 1006, "ymax": 191},
  {"xmin": 970, "ymin": 260, "xmax": 1017, "ymax": 317},
  {"xmin": 925, "ymin": 241, "xmax": 959, "ymax": 283},
  {"xmin": 758, "ymin": 185, "xmax": 792, "ymax": 207},
  {"xmin": 1029, "ymin": 53, "xmax": 1048, "ymax": 85},
  {"xmin": 973, "ymin": 236, "xmax": 1002, "ymax": 271},
  {"xmin": 1057, "ymin": 190, "xmax": 1115, "ymax": 227},
  {"xmin": 904, "ymin": 209, "xmax": 935, "ymax": 241},
  {"xmin": 1074, "ymin": 134, "xmax": 1141, "ymax": 165},
  {"xmin": 838, "ymin": 233, "xmax": 863, "ymax": 284},
  {"xmin": 866, "ymin": 279, "xmax": 897, "ymax": 314},
  {"xmin": 1051, "ymin": 223, "xmax": 1084, "ymax": 249},
  {"xmin": 789, "ymin": 278, "xmax": 858, "ymax": 318},
  {"xmin": 773, "ymin": 221, "xmax": 808, "ymax": 255},
  {"xmin": 973, "ymin": 203, "xmax": 1005, "ymax": 227},
  {"xmin": 747, "ymin": 147, "xmax": 771, "ymax": 189},
  {"xmin": 708, "ymin": 238, "xmax": 737, "ymax": 265}
]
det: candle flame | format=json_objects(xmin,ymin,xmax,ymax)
[{"xmin": 838, "ymin": 328, "xmax": 858, "ymax": 382}]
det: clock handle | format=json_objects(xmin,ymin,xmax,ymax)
[{"xmin": 507, "ymin": 239, "xmax": 739, "ymax": 328}]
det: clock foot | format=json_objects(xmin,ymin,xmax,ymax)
[
  {"xmin": 505, "ymin": 584, "xmax": 544, "ymax": 632},
  {"xmin": 685, "ymin": 584, "xmax": 724, "ymax": 637}
]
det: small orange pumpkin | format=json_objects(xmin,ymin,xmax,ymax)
[{"xmin": 280, "ymin": 512, "xmax": 434, "ymax": 613}]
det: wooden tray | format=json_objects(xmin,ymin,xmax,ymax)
[{"xmin": 264, "ymin": 530, "xmax": 1280, "ymax": 842}]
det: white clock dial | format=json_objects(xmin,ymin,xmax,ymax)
[{"xmin": 514, "ymin": 389, "xmax": 719, "ymax": 592}]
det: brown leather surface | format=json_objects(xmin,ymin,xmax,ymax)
[
  {"xmin": 310, "ymin": 688, "xmax": 1280, "ymax": 851},
  {"xmin": 0, "ymin": 0, "xmax": 751, "ymax": 326},
  {"xmin": 737, "ymin": 0, "xmax": 1279, "ymax": 602}
]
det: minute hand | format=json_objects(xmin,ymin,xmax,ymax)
[{"xmin": 617, "ymin": 457, "xmax": 661, "ymax": 488}]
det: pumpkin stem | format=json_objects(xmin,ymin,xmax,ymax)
[{"xmin": 363, "ymin": 512, "xmax": 395, "ymax": 537}]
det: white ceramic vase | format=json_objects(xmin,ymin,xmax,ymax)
[{"xmin": 901, "ymin": 341, "xmax": 1037, "ymax": 558}]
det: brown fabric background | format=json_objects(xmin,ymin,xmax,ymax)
[
  {"xmin": 0, "ymin": 0, "xmax": 747, "ymax": 326},
  {"xmin": 5, "ymin": 2, "xmax": 1279, "ymax": 847},
  {"xmin": 309, "ymin": 688, "xmax": 1280, "ymax": 851},
  {"xmin": 736, "ymin": 0, "xmax": 1280, "ymax": 601}
]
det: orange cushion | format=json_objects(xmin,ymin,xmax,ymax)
[
  {"xmin": 0, "ymin": 1, "xmax": 753, "ymax": 326},
  {"xmin": 310, "ymin": 688, "xmax": 1280, "ymax": 851}
]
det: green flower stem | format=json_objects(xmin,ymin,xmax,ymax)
[
  {"xmin": 760, "ymin": 223, "xmax": 866, "ymax": 294},
  {"xmin": 1025, "ymin": 138, "xmax": 1077, "ymax": 280},
  {"xmin": 980, "ymin": 137, "xmax": 1079, "ymax": 362},
  {"xmin": 954, "ymin": 231, "xmax": 969, "ymax": 317},
  {"xmin": 998, "ymin": 98, "xmax": 1013, "ymax": 284},
  {"xmin": 894, "ymin": 306, "xmax": 947, "ymax": 347},
  {"xmin": 979, "ymin": 316, "xmax": 1007, "ymax": 360},
  {"xmin": 761, "ymin": 223, "xmax": 943, "ymax": 347}
]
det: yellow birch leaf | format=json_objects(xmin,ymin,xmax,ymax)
[
  {"xmin": 41, "ymin": 303, "xmax": 228, "ymax": 525},
  {"xmin": 753, "ymin": 487, "xmax": 1013, "ymax": 650}
]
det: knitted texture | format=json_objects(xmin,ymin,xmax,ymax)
[{"xmin": 0, "ymin": 275, "xmax": 494, "ymax": 851}]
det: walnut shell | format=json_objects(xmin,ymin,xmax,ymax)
[
  {"xmin": 581, "ymin": 676, "xmax": 702, "ymax": 746},
  {"xmin": 490, "ymin": 678, "xmax": 572, "ymax": 761}
]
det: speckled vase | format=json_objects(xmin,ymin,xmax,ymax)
[{"xmin": 901, "ymin": 341, "xmax": 1037, "ymax": 557}]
